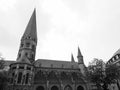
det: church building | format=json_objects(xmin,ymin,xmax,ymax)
[{"xmin": 7, "ymin": 9, "xmax": 90, "ymax": 90}]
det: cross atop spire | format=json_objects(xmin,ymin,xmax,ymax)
[
  {"xmin": 22, "ymin": 8, "xmax": 37, "ymax": 43},
  {"xmin": 77, "ymin": 46, "xmax": 83, "ymax": 57}
]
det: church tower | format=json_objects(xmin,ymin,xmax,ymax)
[
  {"xmin": 77, "ymin": 47, "xmax": 83, "ymax": 64},
  {"xmin": 77, "ymin": 47, "xmax": 86, "ymax": 75},
  {"xmin": 17, "ymin": 9, "xmax": 37, "ymax": 63},
  {"xmin": 9, "ymin": 9, "xmax": 37, "ymax": 90}
]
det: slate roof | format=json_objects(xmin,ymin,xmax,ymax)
[
  {"xmin": 34, "ymin": 59, "xmax": 79, "ymax": 69},
  {"xmin": 22, "ymin": 9, "xmax": 37, "ymax": 42},
  {"xmin": 4, "ymin": 59, "xmax": 79, "ymax": 69}
]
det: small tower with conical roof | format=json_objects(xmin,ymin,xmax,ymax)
[
  {"xmin": 77, "ymin": 47, "xmax": 86, "ymax": 75},
  {"xmin": 9, "ymin": 9, "xmax": 37, "ymax": 90},
  {"xmin": 71, "ymin": 53, "xmax": 75, "ymax": 62},
  {"xmin": 77, "ymin": 47, "xmax": 83, "ymax": 64}
]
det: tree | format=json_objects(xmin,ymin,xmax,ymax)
[
  {"xmin": 87, "ymin": 58, "xmax": 105, "ymax": 90},
  {"xmin": 0, "ymin": 54, "xmax": 8, "ymax": 90},
  {"xmin": 105, "ymin": 64, "xmax": 120, "ymax": 90},
  {"xmin": 0, "ymin": 70, "xmax": 8, "ymax": 90},
  {"xmin": 87, "ymin": 58, "xmax": 120, "ymax": 90}
]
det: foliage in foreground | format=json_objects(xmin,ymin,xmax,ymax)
[
  {"xmin": 0, "ymin": 54, "xmax": 8, "ymax": 90},
  {"xmin": 87, "ymin": 58, "xmax": 120, "ymax": 90}
]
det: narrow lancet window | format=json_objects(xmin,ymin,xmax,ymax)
[{"xmin": 17, "ymin": 72, "xmax": 22, "ymax": 84}]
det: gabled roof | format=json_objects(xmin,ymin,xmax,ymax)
[
  {"xmin": 4, "ymin": 59, "xmax": 79, "ymax": 69},
  {"xmin": 34, "ymin": 59, "xmax": 79, "ymax": 69},
  {"xmin": 22, "ymin": 9, "xmax": 37, "ymax": 42}
]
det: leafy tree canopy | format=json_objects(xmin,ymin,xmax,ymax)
[
  {"xmin": 87, "ymin": 58, "xmax": 120, "ymax": 90},
  {"xmin": 87, "ymin": 59, "xmax": 105, "ymax": 86}
]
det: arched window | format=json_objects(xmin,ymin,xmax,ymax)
[
  {"xmin": 32, "ymin": 45, "xmax": 35, "ymax": 50},
  {"xmin": 10, "ymin": 72, "xmax": 15, "ymax": 84},
  {"xmin": 25, "ymin": 73, "xmax": 29, "ymax": 84},
  {"xmin": 31, "ymin": 54, "xmax": 34, "ymax": 59},
  {"xmin": 77, "ymin": 85, "xmax": 84, "ymax": 90},
  {"xmin": 25, "ymin": 53, "xmax": 28, "ymax": 57},
  {"xmin": 12, "ymin": 72, "xmax": 15, "ymax": 77},
  {"xmin": 17, "ymin": 72, "xmax": 22, "ymax": 84},
  {"xmin": 19, "ymin": 66, "xmax": 24, "ymax": 69},
  {"xmin": 51, "ymin": 86, "xmax": 59, "ymax": 90},
  {"xmin": 26, "ymin": 43, "xmax": 30, "ymax": 47},
  {"xmin": 27, "ymin": 66, "xmax": 31, "ymax": 70}
]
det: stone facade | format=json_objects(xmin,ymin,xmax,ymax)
[{"xmin": 7, "ymin": 9, "xmax": 90, "ymax": 90}]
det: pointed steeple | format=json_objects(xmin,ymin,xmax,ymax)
[
  {"xmin": 77, "ymin": 47, "xmax": 86, "ymax": 75},
  {"xmin": 17, "ymin": 9, "xmax": 38, "ymax": 63},
  {"xmin": 71, "ymin": 53, "xmax": 75, "ymax": 62},
  {"xmin": 77, "ymin": 46, "xmax": 84, "ymax": 64},
  {"xmin": 22, "ymin": 8, "xmax": 37, "ymax": 43},
  {"xmin": 77, "ymin": 46, "xmax": 83, "ymax": 57}
]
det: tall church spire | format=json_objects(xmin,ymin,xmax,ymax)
[
  {"xmin": 22, "ymin": 9, "xmax": 37, "ymax": 43},
  {"xmin": 17, "ymin": 9, "xmax": 38, "ymax": 63},
  {"xmin": 77, "ymin": 47, "xmax": 86, "ymax": 75}
]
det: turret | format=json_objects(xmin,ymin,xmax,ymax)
[
  {"xmin": 77, "ymin": 47, "xmax": 86, "ymax": 75},
  {"xmin": 77, "ymin": 47, "xmax": 83, "ymax": 64}
]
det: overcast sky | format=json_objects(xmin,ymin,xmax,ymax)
[{"xmin": 0, "ymin": 0, "xmax": 120, "ymax": 66}]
